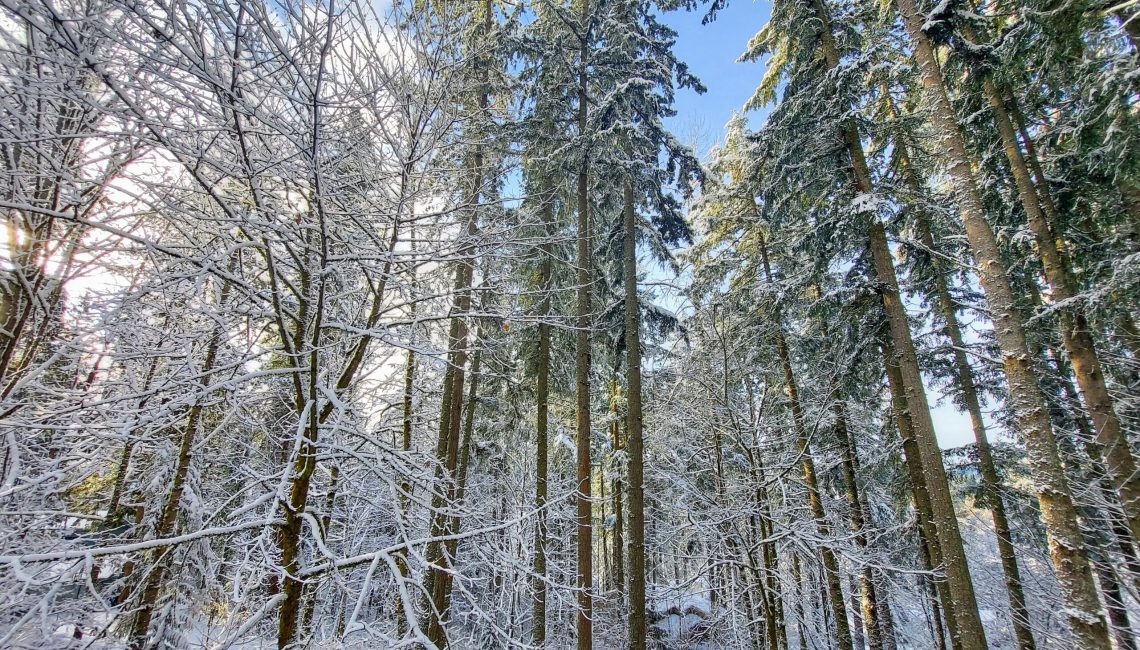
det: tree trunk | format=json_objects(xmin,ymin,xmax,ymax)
[
  {"xmin": 891, "ymin": 0, "xmax": 1111, "ymax": 645},
  {"xmin": 1084, "ymin": 436, "xmax": 1140, "ymax": 591},
  {"xmin": 746, "ymin": 519, "xmax": 777, "ymax": 650},
  {"xmin": 750, "ymin": 452, "xmax": 786, "ymax": 650},
  {"xmin": 791, "ymin": 553, "xmax": 809, "ymax": 650},
  {"xmin": 1035, "ymin": 335, "xmax": 1140, "ymax": 649},
  {"xmin": 396, "ymin": 231, "xmax": 417, "ymax": 637},
  {"xmin": 908, "ymin": 207, "xmax": 1037, "ymax": 650},
  {"xmin": 758, "ymin": 234, "xmax": 853, "ymax": 650},
  {"xmin": 599, "ymin": 464, "xmax": 611, "ymax": 591},
  {"xmin": 849, "ymin": 574, "xmax": 866, "ymax": 650},
  {"xmin": 129, "ymin": 276, "xmax": 232, "ymax": 650},
  {"xmin": 438, "ymin": 343, "xmax": 483, "ymax": 606},
  {"xmin": 422, "ymin": 7, "xmax": 491, "ymax": 643},
  {"xmin": 532, "ymin": 183, "xmax": 553, "ymax": 648},
  {"xmin": 611, "ymin": 375, "xmax": 626, "ymax": 600},
  {"xmin": 864, "ymin": 107, "xmax": 987, "ymax": 650},
  {"xmin": 277, "ymin": 281, "xmax": 330, "ymax": 650},
  {"xmin": 107, "ymin": 351, "xmax": 163, "ymax": 522},
  {"xmin": 422, "ymin": 247, "xmax": 474, "ymax": 649},
  {"xmin": 1051, "ymin": 385, "xmax": 1139, "ymax": 650},
  {"xmin": 743, "ymin": 561, "xmax": 766, "ymax": 650},
  {"xmin": 835, "ymin": 403, "xmax": 884, "ymax": 650},
  {"xmin": 302, "ymin": 465, "xmax": 339, "ymax": 633},
  {"xmin": 1093, "ymin": 556, "xmax": 1137, "ymax": 650},
  {"xmin": 880, "ymin": 339, "xmax": 952, "ymax": 650},
  {"xmin": 876, "ymin": 586, "xmax": 898, "ymax": 650},
  {"xmin": 426, "ymin": 342, "xmax": 458, "ymax": 603},
  {"xmin": 575, "ymin": 1, "xmax": 593, "ymax": 645},
  {"xmin": 395, "ymin": 344, "xmax": 415, "ymax": 637},
  {"xmin": 624, "ymin": 176, "xmax": 650, "ymax": 650},
  {"xmin": 885, "ymin": 84, "xmax": 1038, "ymax": 647}
]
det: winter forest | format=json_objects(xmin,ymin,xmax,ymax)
[{"xmin": 2, "ymin": 0, "xmax": 1139, "ymax": 647}]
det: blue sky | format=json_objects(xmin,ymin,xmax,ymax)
[
  {"xmin": 660, "ymin": 0, "xmax": 773, "ymax": 156},
  {"xmin": 659, "ymin": 2, "xmax": 984, "ymax": 449}
]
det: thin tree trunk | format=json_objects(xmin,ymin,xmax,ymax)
[
  {"xmin": 129, "ymin": 277, "xmax": 232, "ymax": 650},
  {"xmin": 792, "ymin": 553, "xmax": 809, "ymax": 650},
  {"xmin": 891, "ymin": 0, "xmax": 1112, "ymax": 644},
  {"xmin": 876, "ymin": 586, "xmax": 898, "ymax": 650},
  {"xmin": 624, "ymin": 176, "xmax": 650, "ymax": 650},
  {"xmin": 743, "ymin": 561, "xmax": 766, "ymax": 650},
  {"xmin": 574, "ymin": 1, "xmax": 593, "ymax": 645},
  {"xmin": 746, "ymin": 516, "xmax": 777, "ymax": 650},
  {"xmin": 426, "ymin": 340, "xmax": 458, "ymax": 603},
  {"xmin": 438, "ymin": 343, "xmax": 483, "ymax": 606},
  {"xmin": 1094, "ymin": 555, "xmax": 1137, "ymax": 650},
  {"xmin": 395, "ymin": 224, "xmax": 418, "ymax": 637},
  {"xmin": 278, "ymin": 15, "xmax": 349, "ymax": 642},
  {"xmin": 599, "ymin": 464, "xmax": 611, "ymax": 591},
  {"xmin": 750, "ymin": 453, "xmax": 786, "ymax": 650},
  {"xmin": 302, "ymin": 465, "xmax": 339, "ymax": 632},
  {"xmin": 107, "ymin": 352, "xmax": 163, "ymax": 520},
  {"xmin": 277, "ymin": 281, "xmax": 328, "ymax": 649},
  {"xmin": 818, "ymin": 564, "xmax": 835, "ymax": 649},
  {"xmin": 611, "ymin": 375, "xmax": 626, "ymax": 600},
  {"xmin": 395, "ymin": 345, "xmax": 415, "ymax": 636},
  {"xmin": 532, "ymin": 183, "xmax": 553, "ymax": 648},
  {"xmin": 422, "ymin": 8, "xmax": 491, "ymax": 644},
  {"xmin": 758, "ymin": 234, "xmax": 853, "ymax": 650},
  {"xmin": 880, "ymin": 339, "xmax": 952, "ymax": 650},
  {"xmin": 849, "ymin": 574, "xmax": 866, "ymax": 650},
  {"xmin": 908, "ymin": 206, "xmax": 1037, "ymax": 650},
  {"xmin": 424, "ymin": 280, "xmax": 476, "ymax": 647},
  {"xmin": 422, "ymin": 207, "xmax": 473, "ymax": 646},
  {"xmin": 835, "ymin": 403, "xmax": 883, "ymax": 650}
]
